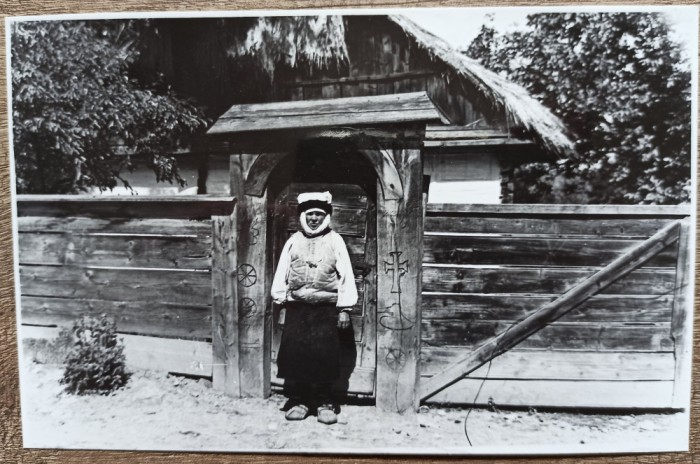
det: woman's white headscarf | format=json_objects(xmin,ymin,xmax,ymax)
[{"xmin": 297, "ymin": 191, "xmax": 332, "ymax": 237}]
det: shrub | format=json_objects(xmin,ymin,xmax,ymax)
[{"xmin": 60, "ymin": 315, "xmax": 130, "ymax": 395}]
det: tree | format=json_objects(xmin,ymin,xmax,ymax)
[
  {"xmin": 466, "ymin": 13, "xmax": 692, "ymax": 204},
  {"xmin": 11, "ymin": 17, "xmax": 349, "ymax": 194},
  {"xmin": 11, "ymin": 20, "xmax": 208, "ymax": 194}
]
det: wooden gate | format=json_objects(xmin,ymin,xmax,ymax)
[
  {"xmin": 419, "ymin": 204, "xmax": 692, "ymax": 409},
  {"xmin": 270, "ymin": 182, "xmax": 377, "ymax": 395}
]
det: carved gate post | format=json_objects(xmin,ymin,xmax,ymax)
[
  {"xmin": 375, "ymin": 148, "xmax": 423, "ymax": 413},
  {"xmin": 230, "ymin": 153, "xmax": 271, "ymax": 398},
  {"xmin": 212, "ymin": 204, "xmax": 240, "ymax": 395}
]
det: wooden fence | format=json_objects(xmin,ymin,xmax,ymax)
[
  {"xmin": 17, "ymin": 195, "xmax": 235, "ymax": 378},
  {"xmin": 420, "ymin": 204, "xmax": 692, "ymax": 409},
  {"xmin": 16, "ymin": 197, "xmax": 693, "ymax": 410}
]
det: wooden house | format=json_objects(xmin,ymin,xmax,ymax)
[
  {"xmin": 105, "ymin": 15, "xmax": 575, "ymax": 203},
  {"xmin": 17, "ymin": 14, "xmax": 692, "ymax": 415}
]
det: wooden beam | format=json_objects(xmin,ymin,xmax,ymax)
[
  {"xmin": 211, "ymin": 206, "xmax": 240, "ymax": 395},
  {"xmin": 425, "ymin": 127, "xmax": 511, "ymax": 137},
  {"xmin": 420, "ymin": 349, "xmax": 676, "ymax": 381},
  {"xmin": 207, "ymin": 92, "xmax": 446, "ymax": 135},
  {"xmin": 419, "ymin": 219, "xmax": 683, "ymax": 401},
  {"xmin": 244, "ymin": 152, "xmax": 288, "ymax": 197},
  {"xmin": 425, "ymin": 203, "xmax": 692, "ymax": 217},
  {"xmin": 671, "ymin": 218, "xmax": 692, "ymax": 409},
  {"xmin": 16, "ymin": 195, "xmax": 236, "ymax": 219},
  {"xmin": 358, "ymin": 149, "xmax": 403, "ymax": 200},
  {"xmin": 231, "ymin": 154, "xmax": 271, "ymax": 398},
  {"xmin": 203, "ymin": 125, "xmax": 427, "ymax": 154},
  {"xmin": 20, "ymin": 265, "xmax": 212, "ymax": 305},
  {"xmin": 21, "ymin": 296, "xmax": 211, "ymax": 340},
  {"xmin": 280, "ymin": 70, "xmax": 435, "ymax": 87},
  {"xmin": 425, "ymin": 379, "xmax": 675, "ymax": 409},
  {"xmin": 423, "ymin": 139, "xmax": 535, "ymax": 148},
  {"xmin": 375, "ymin": 148, "xmax": 423, "ymax": 413},
  {"xmin": 17, "ymin": 216, "xmax": 211, "ymax": 235}
]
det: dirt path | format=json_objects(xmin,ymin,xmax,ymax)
[{"xmin": 20, "ymin": 360, "xmax": 687, "ymax": 454}]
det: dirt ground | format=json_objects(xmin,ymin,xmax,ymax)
[{"xmin": 18, "ymin": 357, "xmax": 688, "ymax": 456}]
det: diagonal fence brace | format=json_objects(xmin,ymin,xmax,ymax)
[{"xmin": 419, "ymin": 219, "xmax": 684, "ymax": 401}]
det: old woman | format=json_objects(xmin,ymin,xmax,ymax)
[{"xmin": 271, "ymin": 191, "xmax": 358, "ymax": 425}]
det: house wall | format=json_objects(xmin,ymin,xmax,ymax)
[
  {"xmin": 105, "ymin": 16, "xmax": 547, "ymax": 201},
  {"xmin": 91, "ymin": 149, "xmax": 510, "ymax": 204},
  {"xmin": 424, "ymin": 152, "xmax": 502, "ymax": 204},
  {"xmin": 88, "ymin": 157, "xmax": 201, "ymax": 196},
  {"xmin": 199, "ymin": 153, "xmax": 504, "ymax": 204},
  {"xmin": 276, "ymin": 16, "xmax": 501, "ymax": 129}
]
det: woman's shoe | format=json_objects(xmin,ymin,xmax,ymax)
[
  {"xmin": 285, "ymin": 404, "xmax": 310, "ymax": 421},
  {"xmin": 316, "ymin": 404, "xmax": 337, "ymax": 425}
]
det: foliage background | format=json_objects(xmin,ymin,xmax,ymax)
[
  {"xmin": 11, "ymin": 20, "xmax": 210, "ymax": 194},
  {"xmin": 465, "ymin": 12, "xmax": 692, "ymax": 204}
]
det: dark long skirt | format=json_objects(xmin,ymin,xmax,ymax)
[{"xmin": 277, "ymin": 301, "xmax": 340, "ymax": 384}]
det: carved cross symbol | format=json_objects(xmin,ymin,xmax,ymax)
[{"xmin": 384, "ymin": 251, "xmax": 408, "ymax": 294}]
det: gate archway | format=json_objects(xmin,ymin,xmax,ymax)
[{"xmin": 208, "ymin": 92, "xmax": 442, "ymax": 412}]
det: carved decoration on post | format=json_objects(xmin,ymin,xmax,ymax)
[
  {"xmin": 375, "ymin": 148, "xmax": 423, "ymax": 414},
  {"xmin": 231, "ymin": 153, "xmax": 271, "ymax": 398}
]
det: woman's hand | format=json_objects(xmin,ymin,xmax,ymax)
[
  {"xmin": 278, "ymin": 307, "xmax": 286, "ymax": 327},
  {"xmin": 338, "ymin": 310, "xmax": 350, "ymax": 329}
]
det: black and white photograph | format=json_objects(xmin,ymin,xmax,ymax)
[{"xmin": 7, "ymin": 5, "xmax": 698, "ymax": 455}]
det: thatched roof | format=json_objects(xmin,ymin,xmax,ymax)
[{"xmin": 388, "ymin": 15, "xmax": 576, "ymax": 157}]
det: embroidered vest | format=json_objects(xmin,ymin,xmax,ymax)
[{"xmin": 287, "ymin": 231, "xmax": 339, "ymax": 300}]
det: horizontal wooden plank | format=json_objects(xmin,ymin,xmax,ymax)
[
  {"xmin": 16, "ymin": 195, "xmax": 235, "ymax": 219},
  {"xmin": 19, "ymin": 233, "xmax": 211, "ymax": 269},
  {"xmin": 424, "ymin": 379, "xmax": 675, "ymax": 409},
  {"xmin": 425, "ymin": 127, "xmax": 512, "ymax": 138},
  {"xmin": 421, "ymin": 266, "xmax": 676, "ymax": 295},
  {"xmin": 17, "ymin": 216, "xmax": 211, "ymax": 236},
  {"xmin": 282, "ymin": 70, "xmax": 435, "ymax": 87},
  {"xmin": 421, "ymin": 320, "xmax": 673, "ymax": 351},
  {"xmin": 209, "ymin": 92, "xmax": 444, "ymax": 134},
  {"xmin": 421, "ymin": 293, "xmax": 674, "ymax": 323},
  {"xmin": 423, "ymin": 235, "xmax": 677, "ymax": 267},
  {"xmin": 20, "ymin": 296, "xmax": 211, "ymax": 340},
  {"xmin": 420, "ymin": 349, "xmax": 675, "ymax": 380},
  {"xmin": 19, "ymin": 326, "xmax": 213, "ymax": 377},
  {"xmin": 426, "ymin": 203, "xmax": 691, "ymax": 217},
  {"xmin": 424, "ymin": 139, "xmax": 535, "ymax": 148},
  {"xmin": 210, "ymin": 109, "xmax": 443, "ymax": 134},
  {"xmin": 214, "ymin": 92, "xmax": 434, "ymax": 119},
  {"xmin": 20, "ymin": 265, "xmax": 212, "ymax": 306},
  {"xmin": 424, "ymin": 216, "xmax": 678, "ymax": 237}
]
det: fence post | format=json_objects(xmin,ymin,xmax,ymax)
[
  {"xmin": 375, "ymin": 147, "xmax": 423, "ymax": 413},
  {"xmin": 671, "ymin": 218, "xmax": 692, "ymax": 409},
  {"xmin": 231, "ymin": 154, "xmax": 271, "ymax": 398},
  {"xmin": 211, "ymin": 204, "xmax": 240, "ymax": 396}
]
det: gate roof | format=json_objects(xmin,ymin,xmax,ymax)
[{"xmin": 207, "ymin": 92, "xmax": 448, "ymax": 135}]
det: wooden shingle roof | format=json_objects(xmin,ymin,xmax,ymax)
[{"xmin": 207, "ymin": 91, "xmax": 448, "ymax": 135}]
